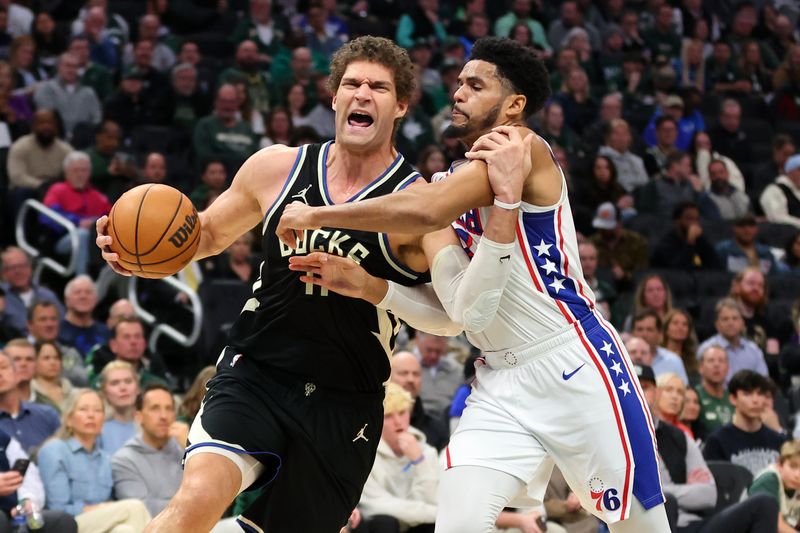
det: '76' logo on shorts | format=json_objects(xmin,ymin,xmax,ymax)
[{"xmin": 589, "ymin": 477, "xmax": 621, "ymax": 512}]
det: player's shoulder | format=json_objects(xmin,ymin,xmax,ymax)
[{"xmin": 237, "ymin": 144, "xmax": 303, "ymax": 184}]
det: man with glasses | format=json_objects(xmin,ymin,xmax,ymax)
[{"xmin": 0, "ymin": 247, "xmax": 63, "ymax": 335}]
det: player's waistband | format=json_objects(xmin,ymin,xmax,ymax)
[
  {"xmin": 482, "ymin": 313, "xmax": 605, "ymax": 369},
  {"xmin": 218, "ymin": 346, "xmax": 387, "ymax": 403}
]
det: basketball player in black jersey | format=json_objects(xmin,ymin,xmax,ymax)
[{"xmin": 93, "ymin": 37, "xmax": 460, "ymax": 533}]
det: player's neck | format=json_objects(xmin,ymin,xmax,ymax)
[{"xmin": 326, "ymin": 143, "xmax": 397, "ymax": 192}]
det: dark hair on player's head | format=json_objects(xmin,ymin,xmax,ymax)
[
  {"xmin": 728, "ymin": 369, "xmax": 771, "ymax": 396},
  {"xmin": 468, "ymin": 37, "xmax": 551, "ymax": 117}
]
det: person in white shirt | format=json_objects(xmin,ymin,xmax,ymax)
[{"xmin": 761, "ymin": 154, "xmax": 800, "ymax": 230}]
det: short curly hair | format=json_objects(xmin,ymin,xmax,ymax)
[
  {"xmin": 469, "ymin": 37, "xmax": 551, "ymax": 117},
  {"xmin": 328, "ymin": 36, "xmax": 415, "ymax": 103}
]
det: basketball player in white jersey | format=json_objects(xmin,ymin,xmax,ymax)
[{"xmin": 279, "ymin": 37, "xmax": 670, "ymax": 532}]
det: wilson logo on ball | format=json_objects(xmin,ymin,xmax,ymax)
[{"xmin": 168, "ymin": 213, "xmax": 198, "ymax": 248}]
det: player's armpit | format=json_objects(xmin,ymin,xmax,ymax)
[{"xmin": 196, "ymin": 147, "xmax": 297, "ymax": 259}]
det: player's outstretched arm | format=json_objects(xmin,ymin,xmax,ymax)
[
  {"xmin": 276, "ymin": 157, "xmax": 496, "ymax": 248},
  {"xmin": 422, "ymin": 127, "xmax": 533, "ymax": 333},
  {"xmin": 288, "ymin": 253, "xmax": 463, "ymax": 337},
  {"xmin": 193, "ymin": 148, "xmax": 297, "ymax": 260}
]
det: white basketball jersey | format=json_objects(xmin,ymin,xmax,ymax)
[{"xmin": 433, "ymin": 150, "xmax": 599, "ymax": 352}]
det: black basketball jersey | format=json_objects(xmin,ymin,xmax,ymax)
[{"xmin": 227, "ymin": 142, "xmax": 428, "ymax": 393}]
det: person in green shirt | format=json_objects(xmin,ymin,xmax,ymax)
[
  {"xmin": 192, "ymin": 84, "xmax": 257, "ymax": 169},
  {"xmin": 85, "ymin": 119, "xmax": 136, "ymax": 202},
  {"xmin": 643, "ymin": 4, "xmax": 681, "ymax": 63},
  {"xmin": 749, "ymin": 440, "xmax": 800, "ymax": 531},
  {"xmin": 694, "ymin": 345, "xmax": 734, "ymax": 438},
  {"xmin": 189, "ymin": 160, "xmax": 228, "ymax": 210},
  {"xmin": 217, "ymin": 40, "xmax": 271, "ymax": 115},
  {"xmin": 69, "ymin": 36, "xmax": 113, "ymax": 102},
  {"xmin": 229, "ymin": 0, "xmax": 289, "ymax": 63}
]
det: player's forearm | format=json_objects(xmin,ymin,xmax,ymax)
[
  {"xmin": 375, "ymin": 281, "xmax": 463, "ymax": 337},
  {"xmin": 481, "ymin": 206, "xmax": 518, "ymax": 244},
  {"xmin": 308, "ymin": 187, "xmax": 460, "ymax": 235},
  {"xmin": 193, "ymin": 211, "xmax": 224, "ymax": 260}
]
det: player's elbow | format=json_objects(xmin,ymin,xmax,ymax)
[
  {"xmin": 434, "ymin": 321, "xmax": 464, "ymax": 337},
  {"xmin": 415, "ymin": 207, "xmax": 453, "ymax": 233}
]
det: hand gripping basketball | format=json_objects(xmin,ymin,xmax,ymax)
[{"xmin": 97, "ymin": 184, "xmax": 202, "ymax": 279}]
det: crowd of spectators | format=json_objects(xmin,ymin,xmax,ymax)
[{"xmin": 0, "ymin": 0, "xmax": 796, "ymax": 531}]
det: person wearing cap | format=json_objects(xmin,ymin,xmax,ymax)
[
  {"xmin": 638, "ymin": 363, "xmax": 780, "ymax": 532},
  {"xmin": 760, "ymin": 154, "xmax": 800, "ymax": 230},
  {"xmin": 748, "ymin": 439, "xmax": 800, "ymax": 532},
  {"xmin": 700, "ymin": 159, "xmax": 752, "ymax": 222},
  {"xmin": 102, "ymin": 66, "xmax": 154, "ymax": 137},
  {"xmin": 643, "ymin": 94, "xmax": 704, "ymax": 153},
  {"xmin": 589, "ymin": 201, "xmax": 649, "ymax": 288},
  {"xmin": 33, "ymin": 52, "xmax": 101, "ymax": 139},
  {"xmin": 715, "ymin": 213, "xmax": 777, "ymax": 274}
]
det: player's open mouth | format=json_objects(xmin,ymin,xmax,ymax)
[{"xmin": 348, "ymin": 112, "xmax": 374, "ymax": 128}]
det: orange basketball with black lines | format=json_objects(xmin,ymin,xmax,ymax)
[{"xmin": 107, "ymin": 184, "xmax": 201, "ymax": 279}]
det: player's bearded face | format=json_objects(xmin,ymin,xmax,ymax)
[
  {"xmin": 445, "ymin": 102, "xmax": 501, "ymax": 140},
  {"xmin": 445, "ymin": 60, "xmax": 507, "ymax": 142}
]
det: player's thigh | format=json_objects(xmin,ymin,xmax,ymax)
[
  {"xmin": 186, "ymin": 351, "xmax": 286, "ymax": 493},
  {"xmin": 240, "ymin": 435, "xmax": 365, "ymax": 533},
  {"xmin": 447, "ymin": 379, "xmax": 552, "ymax": 500},
  {"xmin": 436, "ymin": 466, "xmax": 527, "ymax": 533}
]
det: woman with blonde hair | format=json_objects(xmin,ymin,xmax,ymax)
[
  {"xmin": 37, "ymin": 389, "xmax": 151, "ymax": 532},
  {"xmin": 655, "ymin": 372, "xmax": 695, "ymax": 439},
  {"xmin": 662, "ymin": 309, "xmax": 700, "ymax": 382},
  {"xmin": 97, "ymin": 361, "xmax": 140, "ymax": 455}
]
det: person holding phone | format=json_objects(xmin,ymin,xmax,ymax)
[{"xmin": 0, "ymin": 409, "xmax": 76, "ymax": 531}]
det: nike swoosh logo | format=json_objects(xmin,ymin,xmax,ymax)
[
  {"xmin": 562, "ymin": 363, "xmax": 586, "ymax": 381},
  {"xmin": 499, "ymin": 255, "xmax": 511, "ymax": 263}
]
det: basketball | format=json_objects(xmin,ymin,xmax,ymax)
[{"xmin": 107, "ymin": 184, "xmax": 201, "ymax": 279}]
